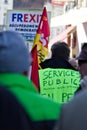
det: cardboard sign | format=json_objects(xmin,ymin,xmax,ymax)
[{"xmin": 39, "ymin": 68, "xmax": 80, "ymax": 103}]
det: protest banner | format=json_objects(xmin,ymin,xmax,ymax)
[
  {"xmin": 6, "ymin": 9, "xmax": 51, "ymax": 51},
  {"xmin": 39, "ymin": 68, "xmax": 80, "ymax": 103},
  {"xmin": 6, "ymin": 10, "xmax": 41, "ymax": 51},
  {"xmin": 7, "ymin": 10, "xmax": 42, "ymax": 41}
]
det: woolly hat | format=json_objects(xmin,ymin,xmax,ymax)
[
  {"xmin": 77, "ymin": 43, "xmax": 87, "ymax": 61},
  {"xmin": 51, "ymin": 41, "xmax": 70, "ymax": 60},
  {"xmin": 0, "ymin": 30, "xmax": 31, "ymax": 73}
]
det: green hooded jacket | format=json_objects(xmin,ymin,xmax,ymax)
[{"xmin": 0, "ymin": 73, "xmax": 62, "ymax": 122}]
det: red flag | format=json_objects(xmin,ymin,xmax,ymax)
[
  {"xmin": 37, "ymin": 7, "xmax": 50, "ymax": 66},
  {"xmin": 31, "ymin": 45, "xmax": 39, "ymax": 90},
  {"xmin": 31, "ymin": 7, "xmax": 50, "ymax": 90}
]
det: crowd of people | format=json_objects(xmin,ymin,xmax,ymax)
[{"xmin": 0, "ymin": 30, "xmax": 87, "ymax": 130}]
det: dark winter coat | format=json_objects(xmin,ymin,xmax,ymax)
[
  {"xmin": 0, "ymin": 85, "xmax": 33, "ymax": 130},
  {"xmin": 40, "ymin": 57, "xmax": 77, "ymax": 71}
]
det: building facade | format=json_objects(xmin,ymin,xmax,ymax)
[{"xmin": 0, "ymin": 0, "xmax": 13, "ymax": 28}]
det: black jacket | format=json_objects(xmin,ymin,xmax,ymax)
[
  {"xmin": 40, "ymin": 57, "xmax": 77, "ymax": 71},
  {"xmin": 0, "ymin": 85, "xmax": 33, "ymax": 130}
]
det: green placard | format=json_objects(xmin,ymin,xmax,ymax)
[{"xmin": 39, "ymin": 68, "xmax": 80, "ymax": 103}]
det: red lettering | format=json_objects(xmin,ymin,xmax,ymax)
[
  {"xmin": 36, "ymin": 14, "xmax": 42, "ymax": 23},
  {"xmin": 12, "ymin": 13, "xmax": 42, "ymax": 23},
  {"xmin": 29, "ymin": 14, "xmax": 36, "ymax": 22},
  {"xmin": 24, "ymin": 14, "xmax": 28, "ymax": 22}
]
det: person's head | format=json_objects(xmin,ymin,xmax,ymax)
[
  {"xmin": 0, "ymin": 30, "xmax": 31, "ymax": 76},
  {"xmin": 51, "ymin": 41, "xmax": 70, "ymax": 60},
  {"xmin": 77, "ymin": 43, "xmax": 87, "ymax": 78}
]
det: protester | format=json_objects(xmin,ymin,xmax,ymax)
[
  {"xmin": 0, "ymin": 30, "xmax": 62, "ymax": 130},
  {"xmin": 40, "ymin": 41, "xmax": 76, "ymax": 70},
  {"xmin": 54, "ymin": 42, "xmax": 87, "ymax": 129},
  {"xmin": 75, "ymin": 43, "xmax": 87, "ymax": 94},
  {"xmin": 54, "ymin": 88, "xmax": 87, "ymax": 130},
  {"xmin": 0, "ymin": 85, "xmax": 33, "ymax": 130},
  {"xmin": 39, "ymin": 41, "xmax": 80, "ymax": 103}
]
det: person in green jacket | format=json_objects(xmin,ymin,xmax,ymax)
[{"xmin": 0, "ymin": 30, "xmax": 62, "ymax": 130}]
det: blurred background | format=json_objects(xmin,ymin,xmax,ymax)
[{"xmin": 0, "ymin": 0, "xmax": 87, "ymax": 57}]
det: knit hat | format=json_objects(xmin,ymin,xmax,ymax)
[
  {"xmin": 77, "ymin": 43, "xmax": 87, "ymax": 61},
  {"xmin": 0, "ymin": 30, "xmax": 31, "ymax": 73},
  {"xmin": 51, "ymin": 42, "xmax": 70, "ymax": 60}
]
